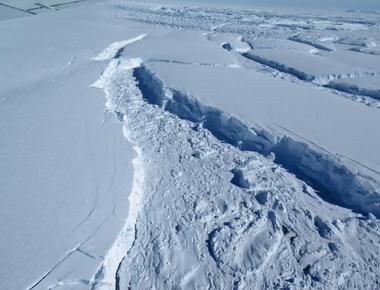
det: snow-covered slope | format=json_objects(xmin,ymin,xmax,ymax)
[{"xmin": 1, "ymin": 1, "xmax": 380, "ymax": 289}]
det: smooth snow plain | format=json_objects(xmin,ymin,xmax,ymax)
[{"xmin": 1, "ymin": 0, "xmax": 380, "ymax": 289}]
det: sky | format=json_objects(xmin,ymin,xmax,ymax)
[{"xmin": 197, "ymin": 0, "xmax": 380, "ymax": 10}]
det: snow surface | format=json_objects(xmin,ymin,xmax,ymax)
[
  {"xmin": 0, "ymin": 3, "xmax": 147, "ymax": 289},
  {"xmin": 1, "ymin": 0, "xmax": 380, "ymax": 289}
]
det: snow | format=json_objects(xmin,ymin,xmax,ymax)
[
  {"xmin": 146, "ymin": 61, "xmax": 380, "ymax": 172},
  {"xmin": 91, "ymin": 55, "xmax": 144, "ymax": 289},
  {"xmin": 243, "ymin": 48, "xmax": 366, "ymax": 84},
  {"xmin": 0, "ymin": 3, "xmax": 147, "ymax": 289},
  {"xmin": 327, "ymin": 74, "xmax": 380, "ymax": 100},
  {"xmin": 105, "ymin": 56, "xmax": 380, "ymax": 289},
  {"xmin": 93, "ymin": 35, "xmax": 147, "ymax": 61},
  {"xmin": 123, "ymin": 30, "xmax": 236, "ymax": 66},
  {"xmin": 1, "ymin": 0, "xmax": 380, "ymax": 289},
  {"xmin": 132, "ymin": 61, "xmax": 380, "ymax": 217}
]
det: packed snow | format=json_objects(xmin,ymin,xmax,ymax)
[{"xmin": 1, "ymin": 0, "xmax": 380, "ymax": 289}]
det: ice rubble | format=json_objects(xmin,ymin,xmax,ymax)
[
  {"xmin": 133, "ymin": 64, "xmax": 380, "ymax": 217},
  {"xmin": 99, "ymin": 55, "xmax": 380, "ymax": 289}
]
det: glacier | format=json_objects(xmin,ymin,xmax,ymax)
[{"xmin": 0, "ymin": 0, "xmax": 380, "ymax": 289}]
